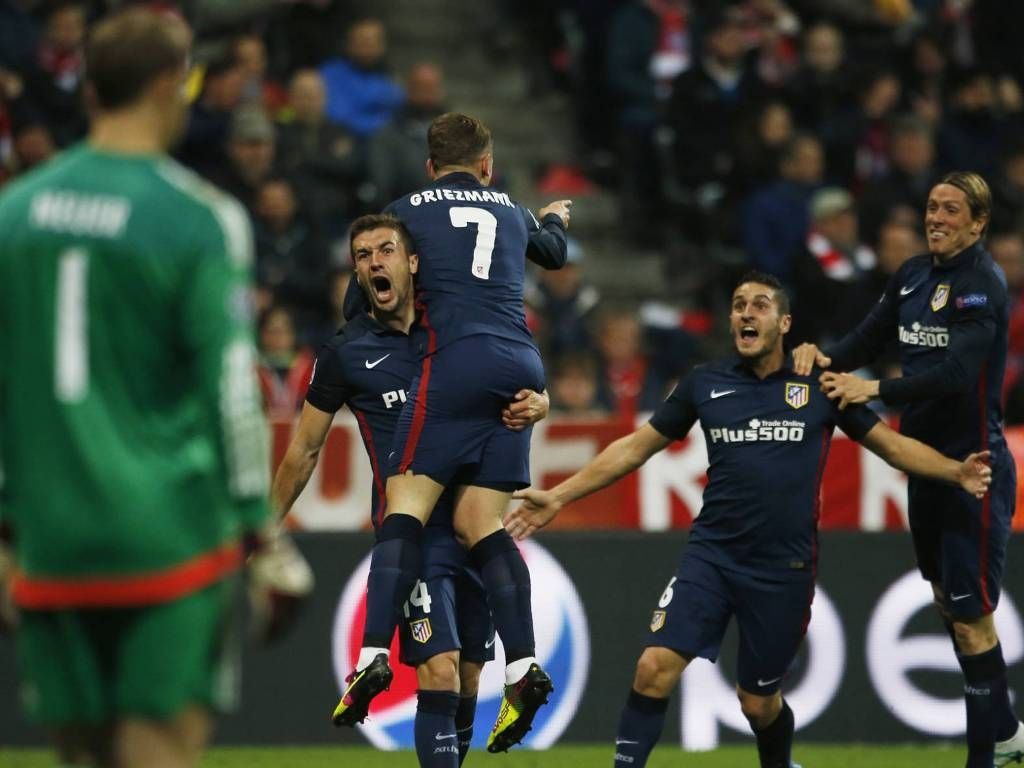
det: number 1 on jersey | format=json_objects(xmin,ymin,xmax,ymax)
[
  {"xmin": 449, "ymin": 206, "xmax": 497, "ymax": 280},
  {"xmin": 55, "ymin": 248, "xmax": 89, "ymax": 403}
]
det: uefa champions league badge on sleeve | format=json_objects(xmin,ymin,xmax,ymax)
[{"xmin": 333, "ymin": 541, "xmax": 590, "ymax": 749}]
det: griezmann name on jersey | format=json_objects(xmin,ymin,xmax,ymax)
[{"xmin": 0, "ymin": 145, "xmax": 269, "ymax": 609}]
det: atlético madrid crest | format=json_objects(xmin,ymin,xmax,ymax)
[
  {"xmin": 650, "ymin": 610, "xmax": 666, "ymax": 632},
  {"xmin": 785, "ymin": 382, "xmax": 809, "ymax": 409},
  {"xmin": 931, "ymin": 283, "xmax": 950, "ymax": 312},
  {"xmin": 410, "ymin": 618, "xmax": 432, "ymax": 644}
]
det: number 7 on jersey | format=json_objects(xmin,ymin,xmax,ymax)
[{"xmin": 449, "ymin": 206, "xmax": 497, "ymax": 280}]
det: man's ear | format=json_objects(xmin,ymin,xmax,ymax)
[
  {"xmin": 425, "ymin": 158, "xmax": 436, "ymax": 179},
  {"xmin": 408, "ymin": 252, "xmax": 419, "ymax": 274},
  {"xmin": 780, "ymin": 313, "xmax": 793, "ymax": 334}
]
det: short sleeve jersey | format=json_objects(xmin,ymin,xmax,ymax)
[
  {"xmin": 305, "ymin": 313, "xmax": 455, "ymax": 531},
  {"xmin": 384, "ymin": 172, "xmax": 546, "ymax": 352},
  {"xmin": 649, "ymin": 356, "xmax": 879, "ymax": 579}
]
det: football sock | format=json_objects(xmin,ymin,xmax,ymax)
[
  {"xmin": 355, "ymin": 645, "xmax": 390, "ymax": 672},
  {"xmin": 415, "ymin": 690, "xmax": 460, "ymax": 768},
  {"xmin": 455, "ymin": 693, "xmax": 477, "ymax": 765},
  {"xmin": 958, "ymin": 643, "xmax": 1018, "ymax": 765},
  {"xmin": 362, "ymin": 513, "xmax": 423, "ymax": 649},
  {"xmin": 753, "ymin": 699, "xmax": 794, "ymax": 768},
  {"xmin": 613, "ymin": 688, "xmax": 668, "ymax": 767},
  {"xmin": 469, "ymin": 530, "xmax": 536, "ymax": 666}
]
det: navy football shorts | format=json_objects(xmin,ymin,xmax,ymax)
[
  {"xmin": 398, "ymin": 567, "xmax": 495, "ymax": 667},
  {"xmin": 644, "ymin": 553, "xmax": 814, "ymax": 696},
  {"xmin": 389, "ymin": 334, "xmax": 545, "ymax": 489},
  {"xmin": 908, "ymin": 450, "xmax": 1017, "ymax": 618}
]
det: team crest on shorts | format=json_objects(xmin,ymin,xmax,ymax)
[
  {"xmin": 784, "ymin": 382, "xmax": 809, "ymax": 410},
  {"xmin": 410, "ymin": 618, "xmax": 433, "ymax": 644},
  {"xmin": 931, "ymin": 283, "xmax": 950, "ymax": 312},
  {"xmin": 650, "ymin": 610, "xmax": 666, "ymax": 632}
]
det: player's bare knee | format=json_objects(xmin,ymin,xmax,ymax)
[
  {"xmin": 952, "ymin": 616, "xmax": 998, "ymax": 655},
  {"xmin": 418, "ymin": 651, "xmax": 460, "ymax": 692},
  {"xmin": 633, "ymin": 648, "xmax": 685, "ymax": 698},
  {"xmin": 458, "ymin": 661, "xmax": 483, "ymax": 698},
  {"xmin": 737, "ymin": 688, "xmax": 782, "ymax": 730}
]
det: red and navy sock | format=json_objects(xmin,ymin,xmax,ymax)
[
  {"xmin": 455, "ymin": 693, "xmax": 477, "ymax": 765},
  {"xmin": 469, "ymin": 530, "xmax": 535, "ymax": 663},
  {"xmin": 613, "ymin": 688, "xmax": 668, "ymax": 767},
  {"xmin": 958, "ymin": 643, "xmax": 1018, "ymax": 766},
  {"xmin": 753, "ymin": 699, "xmax": 794, "ymax": 768},
  {"xmin": 362, "ymin": 513, "xmax": 423, "ymax": 649},
  {"xmin": 415, "ymin": 690, "xmax": 460, "ymax": 768}
]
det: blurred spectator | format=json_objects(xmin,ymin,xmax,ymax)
[
  {"xmin": 253, "ymin": 175, "xmax": 331, "ymax": 342},
  {"xmin": 991, "ymin": 142, "xmax": 1024, "ymax": 235},
  {"xmin": 902, "ymin": 28, "xmax": 948, "ymax": 128},
  {"xmin": 22, "ymin": 0, "xmax": 86, "ymax": 147},
  {"xmin": 596, "ymin": 308, "xmax": 671, "ymax": 419},
  {"xmin": 858, "ymin": 114, "xmax": 936, "ymax": 244},
  {"xmin": 743, "ymin": 133, "xmax": 824, "ymax": 282},
  {"xmin": 785, "ymin": 21, "xmax": 852, "ymax": 134},
  {"xmin": 990, "ymin": 232, "xmax": 1024, "ymax": 422},
  {"xmin": 792, "ymin": 187, "xmax": 880, "ymax": 345},
  {"xmin": 550, "ymin": 352, "xmax": 609, "ymax": 417},
  {"xmin": 875, "ymin": 219, "xmax": 924, "ymax": 278},
  {"xmin": 177, "ymin": 53, "xmax": 246, "ymax": 177},
  {"xmin": 12, "ymin": 120, "xmax": 54, "ymax": 172},
  {"xmin": 319, "ymin": 17, "xmax": 404, "ymax": 138},
  {"xmin": 232, "ymin": 33, "xmax": 287, "ymax": 113},
  {"xmin": 938, "ymin": 67, "xmax": 1024, "ymax": 179},
  {"xmin": 256, "ymin": 305, "xmax": 315, "ymax": 418},
  {"xmin": 525, "ymin": 237, "xmax": 600, "ymax": 360},
  {"xmin": 367, "ymin": 61, "xmax": 446, "ymax": 206},
  {"xmin": 210, "ymin": 106, "xmax": 277, "ymax": 212},
  {"xmin": 735, "ymin": 99, "xmax": 795, "ymax": 192},
  {"xmin": 0, "ymin": 0, "xmax": 40, "ymax": 75},
  {"xmin": 276, "ymin": 68, "xmax": 365, "ymax": 237},
  {"xmin": 821, "ymin": 68, "xmax": 902, "ymax": 189},
  {"xmin": 737, "ymin": 0, "xmax": 802, "ymax": 86}
]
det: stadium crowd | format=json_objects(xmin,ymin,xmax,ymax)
[{"xmin": 3, "ymin": 0, "xmax": 1024, "ymax": 421}]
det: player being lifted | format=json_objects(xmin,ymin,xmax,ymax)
[
  {"xmin": 273, "ymin": 213, "xmax": 549, "ymax": 767},
  {"xmin": 334, "ymin": 113, "xmax": 571, "ymax": 752},
  {"xmin": 0, "ymin": 9, "xmax": 310, "ymax": 768},
  {"xmin": 506, "ymin": 272, "xmax": 993, "ymax": 768},
  {"xmin": 793, "ymin": 171, "xmax": 1024, "ymax": 767}
]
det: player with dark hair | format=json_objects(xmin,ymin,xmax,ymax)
[
  {"xmin": 0, "ymin": 8, "xmax": 311, "ymax": 768},
  {"xmin": 793, "ymin": 171, "xmax": 1024, "ymax": 767},
  {"xmin": 506, "ymin": 272, "xmax": 993, "ymax": 768},
  {"xmin": 335, "ymin": 113, "xmax": 571, "ymax": 752},
  {"xmin": 273, "ymin": 213, "xmax": 549, "ymax": 767}
]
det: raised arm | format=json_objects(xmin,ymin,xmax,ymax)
[
  {"xmin": 272, "ymin": 402, "xmax": 336, "ymax": 519},
  {"xmin": 859, "ymin": 421, "xmax": 992, "ymax": 498},
  {"xmin": 504, "ymin": 423, "xmax": 672, "ymax": 538},
  {"xmin": 523, "ymin": 202, "xmax": 570, "ymax": 269}
]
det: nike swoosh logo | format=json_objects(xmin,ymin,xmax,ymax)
[
  {"xmin": 616, "ymin": 739, "xmax": 639, "ymax": 745},
  {"xmin": 365, "ymin": 354, "xmax": 391, "ymax": 369},
  {"xmin": 435, "ymin": 732, "xmax": 456, "ymax": 741},
  {"xmin": 950, "ymin": 592, "xmax": 972, "ymax": 602},
  {"xmin": 757, "ymin": 676, "xmax": 782, "ymax": 687},
  {"xmin": 485, "ymin": 636, "xmax": 496, "ymax": 649},
  {"xmin": 710, "ymin": 389, "xmax": 736, "ymax": 399},
  {"xmin": 899, "ymin": 284, "xmax": 919, "ymax": 296}
]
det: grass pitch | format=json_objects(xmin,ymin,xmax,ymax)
[{"xmin": 1, "ymin": 744, "xmax": 963, "ymax": 767}]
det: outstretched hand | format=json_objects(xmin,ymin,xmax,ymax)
[
  {"xmin": 504, "ymin": 488, "xmax": 561, "ymax": 540},
  {"xmin": 959, "ymin": 451, "xmax": 992, "ymax": 499},
  {"xmin": 819, "ymin": 371, "xmax": 878, "ymax": 410},
  {"xmin": 538, "ymin": 200, "xmax": 573, "ymax": 229},
  {"xmin": 792, "ymin": 343, "xmax": 831, "ymax": 376}
]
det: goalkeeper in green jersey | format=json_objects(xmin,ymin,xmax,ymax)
[{"xmin": 0, "ymin": 9, "xmax": 311, "ymax": 767}]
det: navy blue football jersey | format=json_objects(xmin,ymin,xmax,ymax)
[
  {"xmin": 649, "ymin": 356, "xmax": 879, "ymax": 579},
  {"xmin": 827, "ymin": 242, "xmax": 1008, "ymax": 460},
  {"xmin": 305, "ymin": 313, "xmax": 454, "ymax": 530},
  {"xmin": 384, "ymin": 172, "xmax": 566, "ymax": 352}
]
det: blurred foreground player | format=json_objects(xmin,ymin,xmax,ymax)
[
  {"xmin": 0, "ymin": 10, "xmax": 311, "ymax": 768},
  {"xmin": 793, "ymin": 172, "xmax": 1024, "ymax": 767},
  {"xmin": 273, "ymin": 214, "xmax": 548, "ymax": 767},
  {"xmin": 507, "ymin": 273, "xmax": 993, "ymax": 768},
  {"xmin": 339, "ymin": 113, "xmax": 570, "ymax": 752}
]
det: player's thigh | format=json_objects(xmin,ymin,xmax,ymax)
[
  {"xmin": 644, "ymin": 555, "xmax": 734, "ymax": 663},
  {"xmin": 469, "ymin": 419, "xmax": 533, "ymax": 493},
  {"xmin": 452, "ymin": 485, "xmax": 513, "ymax": 545},
  {"xmin": 115, "ymin": 579, "xmax": 238, "ymax": 720},
  {"xmin": 398, "ymin": 575, "xmax": 461, "ymax": 675},
  {"xmin": 15, "ymin": 608, "xmax": 115, "ymax": 726},
  {"xmin": 733, "ymin": 572, "xmax": 814, "ymax": 696},
  {"xmin": 454, "ymin": 568, "xmax": 495, "ymax": 667}
]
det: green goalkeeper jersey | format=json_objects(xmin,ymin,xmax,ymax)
[{"xmin": 0, "ymin": 144, "xmax": 270, "ymax": 608}]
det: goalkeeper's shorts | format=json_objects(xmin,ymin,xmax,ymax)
[{"xmin": 15, "ymin": 578, "xmax": 239, "ymax": 725}]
